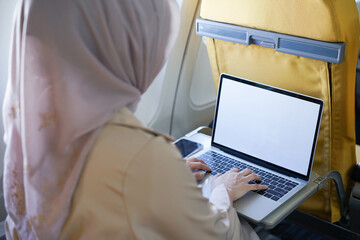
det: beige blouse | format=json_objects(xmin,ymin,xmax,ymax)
[{"xmin": 59, "ymin": 108, "xmax": 259, "ymax": 239}]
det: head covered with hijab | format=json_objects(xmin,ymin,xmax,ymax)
[{"xmin": 2, "ymin": 0, "xmax": 180, "ymax": 238}]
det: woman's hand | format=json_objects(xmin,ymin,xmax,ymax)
[
  {"xmin": 211, "ymin": 168, "xmax": 268, "ymax": 202},
  {"xmin": 186, "ymin": 158, "xmax": 212, "ymax": 180}
]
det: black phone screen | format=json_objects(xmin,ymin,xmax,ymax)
[{"xmin": 174, "ymin": 139, "xmax": 202, "ymax": 158}]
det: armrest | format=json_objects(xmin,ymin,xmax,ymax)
[{"xmin": 314, "ymin": 171, "xmax": 348, "ymax": 225}]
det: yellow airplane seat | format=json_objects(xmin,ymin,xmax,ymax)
[{"xmin": 198, "ymin": 0, "xmax": 360, "ymax": 224}]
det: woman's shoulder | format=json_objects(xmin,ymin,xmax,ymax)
[{"xmin": 91, "ymin": 107, "xmax": 181, "ymax": 166}]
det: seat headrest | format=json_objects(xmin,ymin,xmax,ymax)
[{"xmin": 200, "ymin": 0, "xmax": 359, "ymax": 42}]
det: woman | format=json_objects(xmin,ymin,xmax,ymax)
[{"xmin": 3, "ymin": 0, "xmax": 267, "ymax": 239}]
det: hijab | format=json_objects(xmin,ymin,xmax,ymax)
[{"xmin": 2, "ymin": 0, "xmax": 179, "ymax": 238}]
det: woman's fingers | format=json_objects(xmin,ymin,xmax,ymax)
[
  {"xmin": 193, "ymin": 171, "xmax": 205, "ymax": 180},
  {"xmin": 188, "ymin": 162, "xmax": 211, "ymax": 172},
  {"xmin": 241, "ymin": 172, "xmax": 268, "ymax": 191},
  {"xmin": 238, "ymin": 168, "xmax": 253, "ymax": 176},
  {"xmin": 248, "ymin": 183, "xmax": 268, "ymax": 191},
  {"xmin": 186, "ymin": 158, "xmax": 211, "ymax": 172},
  {"xmin": 229, "ymin": 168, "xmax": 240, "ymax": 172},
  {"xmin": 242, "ymin": 172, "xmax": 261, "ymax": 182},
  {"xmin": 187, "ymin": 158, "xmax": 206, "ymax": 165},
  {"xmin": 212, "ymin": 167, "xmax": 269, "ymax": 201},
  {"xmin": 186, "ymin": 158, "xmax": 211, "ymax": 180},
  {"xmin": 224, "ymin": 167, "xmax": 252, "ymax": 177}
]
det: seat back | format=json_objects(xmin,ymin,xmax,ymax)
[{"xmin": 200, "ymin": 0, "xmax": 359, "ymax": 221}]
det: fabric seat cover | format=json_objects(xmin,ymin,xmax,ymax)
[{"xmin": 201, "ymin": 0, "xmax": 360, "ymax": 221}]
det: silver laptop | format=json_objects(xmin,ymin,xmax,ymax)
[{"xmin": 193, "ymin": 73, "xmax": 323, "ymax": 222}]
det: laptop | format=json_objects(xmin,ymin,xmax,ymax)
[{"xmin": 193, "ymin": 73, "xmax": 323, "ymax": 222}]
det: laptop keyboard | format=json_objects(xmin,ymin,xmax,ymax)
[{"xmin": 198, "ymin": 150, "xmax": 299, "ymax": 201}]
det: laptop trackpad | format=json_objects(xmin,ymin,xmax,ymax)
[
  {"xmin": 234, "ymin": 191, "xmax": 280, "ymax": 222},
  {"xmin": 202, "ymin": 177, "xmax": 279, "ymax": 222}
]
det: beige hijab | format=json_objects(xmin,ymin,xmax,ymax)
[{"xmin": 3, "ymin": 0, "xmax": 179, "ymax": 239}]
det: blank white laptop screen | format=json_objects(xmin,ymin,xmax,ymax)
[{"xmin": 213, "ymin": 76, "xmax": 321, "ymax": 176}]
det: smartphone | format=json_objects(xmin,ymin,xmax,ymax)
[{"xmin": 173, "ymin": 138, "xmax": 203, "ymax": 158}]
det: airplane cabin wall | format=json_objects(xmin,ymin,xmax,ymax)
[{"xmin": 135, "ymin": 0, "xmax": 216, "ymax": 139}]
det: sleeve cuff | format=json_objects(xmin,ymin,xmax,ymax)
[{"xmin": 209, "ymin": 183, "xmax": 232, "ymax": 211}]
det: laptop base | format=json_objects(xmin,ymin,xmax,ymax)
[{"xmin": 182, "ymin": 126, "xmax": 325, "ymax": 229}]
